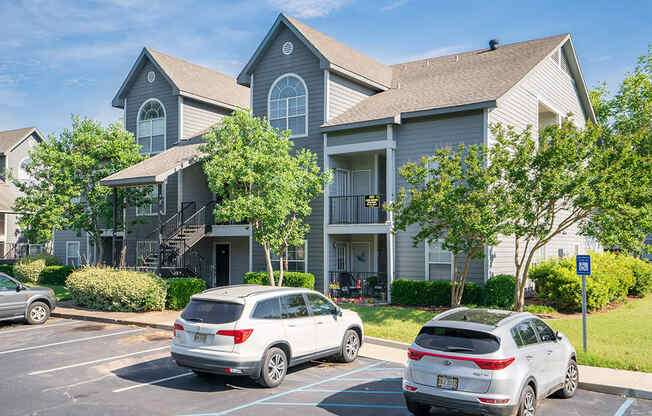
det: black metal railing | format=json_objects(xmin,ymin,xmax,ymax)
[
  {"xmin": 329, "ymin": 195, "xmax": 387, "ymax": 224},
  {"xmin": 328, "ymin": 271, "xmax": 388, "ymax": 301}
]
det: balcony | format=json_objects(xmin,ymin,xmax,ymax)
[{"xmin": 329, "ymin": 195, "xmax": 386, "ymax": 224}]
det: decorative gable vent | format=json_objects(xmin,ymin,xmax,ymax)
[
  {"xmin": 282, "ymin": 41, "xmax": 294, "ymax": 56},
  {"xmin": 147, "ymin": 71, "xmax": 156, "ymax": 83}
]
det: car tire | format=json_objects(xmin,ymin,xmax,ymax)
[
  {"xmin": 555, "ymin": 360, "xmax": 579, "ymax": 399},
  {"xmin": 336, "ymin": 329, "xmax": 360, "ymax": 363},
  {"xmin": 517, "ymin": 384, "xmax": 537, "ymax": 416},
  {"xmin": 405, "ymin": 398, "xmax": 430, "ymax": 416},
  {"xmin": 257, "ymin": 347, "xmax": 287, "ymax": 388},
  {"xmin": 26, "ymin": 301, "xmax": 50, "ymax": 325}
]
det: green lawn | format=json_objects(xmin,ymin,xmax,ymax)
[
  {"xmin": 50, "ymin": 285, "xmax": 71, "ymax": 302},
  {"xmin": 345, "ymin": 296, "xmax": 652, "ymax": 373}
]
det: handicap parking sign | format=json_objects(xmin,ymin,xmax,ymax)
[{"xmin": 576, "ymin": 254, "xmax": 591, "ymax": 276}]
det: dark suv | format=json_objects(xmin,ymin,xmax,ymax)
[{"xmin": 0, "ymin": 272, "xmax": 56, "ymax": 324}]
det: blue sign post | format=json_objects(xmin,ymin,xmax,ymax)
[{"xmin": 576, "ymin": 255, "xmax": 591, "ymax": 352}]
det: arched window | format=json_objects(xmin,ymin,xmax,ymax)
[
  {"xmin": 137, "ymin": 99, "xmax": 166, "ymax": 155},
  {"xmin": 18, "ymin": 158, "xmax": 31, "ymax": 182},
  {"xmin": 268, "ymin": 74, "xmax": 307, "ymax": 137}
]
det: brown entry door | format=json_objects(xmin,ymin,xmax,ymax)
[{"xmin": 215, "ymin": 244, "xmax": 230, "ymax": 287}]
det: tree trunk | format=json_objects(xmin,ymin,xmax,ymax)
[
  {"xmin": 278, "ymin": 255, "xmax": 284, "ymax": 287},
  {"xmin": 515, "ymin": 246, "xmax": 538, "ymax": 311},
  {"xmin": 263, "ymin": 244, "xmax": 275, "ymax": 286},
  {"xmin": 450, "ymin": 254, "xmax": 459, "ymax": 306}
]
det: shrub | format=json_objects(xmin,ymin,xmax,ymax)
[
  {"xmin": 66, "ymin": 267, "xmax": 167, "ymax": 312},
  {"xmin": 40, "ymin": 266, "xmax": 75, "ymax": 285},
  {"xmin": 13, "ymin": 258, "xmax": 46, "ymax": 284},
  {"xmin": 166, "ymin": 278, "xmax": 207, "ymax": 309},
  {"xmin": 485, "ymin": 274, "xmax": 515, "ymax": 308},
  {"xmin": 0, "ymin": 265, "xmax": 14, "ymax": 277},
  {"xmin": 390, "ymin": 279, "xmax": 485, "ymax": 307},
  {"xmin": 629, "ymin": 261, "xmax": 652, "ymax": 297},
  {"xmin": 243, "ymin": 271, "xmax": 315, "ymax": 289},
  {"xmin": 28, "ymin": 253, "xmax": 61, "ymax": 266}
]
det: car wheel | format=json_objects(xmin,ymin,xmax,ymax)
[
  {"xmin": 257, "ymin": 347, "xmax": 287, "ymax": 388},
  {"xmin": 26, "ymin": 301, "xmax": 50, "ymax": 325},
  {"xmin": 556, "ymin": 360, "xmax": 579, "ymax": 398},
  {"xmin": 405, "ymin": 398, "xmax": 430, "ymax": 416},
  {"xmin": 518, "ymin": 384, "xmax": 537, "ymax": 416},
  {"xmin": 336, "ymin": 329, "xmax": 360, "ymax": 363}
]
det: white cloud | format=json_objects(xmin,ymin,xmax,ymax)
[
  {"xmin": 381, "ymin": 0, "xmax": 408, "ymax": 11},
  {"xmin": 267, "ymin": 0, "xmax": 349, "ymax": 18}
]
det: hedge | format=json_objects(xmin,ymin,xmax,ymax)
[
  {"xmin": 27, "ymin": 253, "xmax": 61, "ymax": 266},
  {"xmin": 630, "ymin": 262, "xmax": 652, "ymax": 297},
  {"xmin": 166, "ymin": 278, "xmax": 206, "ymax": 309},
  {"xmin": 13, "ymin": 258, "xmax": 46, "ymax": 284},
  {"xmin": 40, "ymin": 266, "xmax": 76, "ymax": 285},
  {"xmin": 243, "ymin": 271, "xmax": 315, "ymax": 289},
  {"xmin": 66, "ymin": 267, "xmax": 167, "ymax": 312},
  {"xmin": 0, "ymin": 265, "xmax": 14, "ymax": 277},
  {"xmin": 485, "ymin": 274, "xmax": 515, "ymax": 308},
  {"xmin": 391, "ymin": 279, "xmax": 485, "ymax": 307}
]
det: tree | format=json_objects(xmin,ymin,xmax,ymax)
[
  {"xmin": 12, "ymin": 116, "xmax": 147, "ymax": 264},
  {"xmin": 201, "ymin": 110, "xmax": 331, "ymax": 286},
  {"xmin": 389, "ymin": 144, "xmax": 509, "ymax": 307},
  {"xmin": 491, "ymin": 120, "xmax": 612, "ymax": 311}
]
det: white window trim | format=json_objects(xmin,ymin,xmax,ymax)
[
  {"xmin": 425, "ymin": 240, "xmax": 454, "ymax": 281},
  {"xmin": 267, "ymin": 73, "xmax": 309, "ymax": 139},
  {"xmin": 136, "ymin": 98, "xmax": 166, "ymax": 155},
  {"xmin": 66, "ymin": 241, "xmax": 81, "ymax": 266},
  {"xmin": 334, "ymin": 241, "xmax": 350, "ymax": 271},
  {"xmin": 136, "ymin": 183, "xmax": 166, "ymax": 217},
  {"xmin": 272, "ymin": 240, "xmax": 308, "ymax": 273}
]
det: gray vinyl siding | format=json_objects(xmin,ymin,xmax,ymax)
[
  {"xmin": 327, "ymin": 126, "xmax": 386, "ymax": 147},
  {"xmin": 181, "ymin": 163, "xmax": 213, "ymax": 210},
  {"xmin": 192, "ymin": 236, "xmax": 249, "ymax": 286},
  {"xmin": 249, "ymin": 25, "xmax": 325, "ymax": 291},
  {"xmin": 182, "ymin": 98, "xmax": 231, "ymax": 140},
  {"xmin": 393, "ymin": 111, "xmax": 486, "ymax": 284},
  {"xmin": 328, "ymin": 73, "xmax": 376, "ymax": 121},
  {"xmin": 53, "ymin": 229, "xmax": 89, "ymax": 265}
]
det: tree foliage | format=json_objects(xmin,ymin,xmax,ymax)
[
  {"xmin": 389, "ymin": 144, "xmax": 509, "ymax": 307},
  {"xmin": 201, "ymin": 110, "xmax": 331, "ymax": 286},
  {"xmin": 12, "ymin": 116, "xmax": 147, "ymax": 263}
]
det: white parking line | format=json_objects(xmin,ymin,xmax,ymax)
[
  {"xmin": 0, "ymin": 321, "xmax": 79, "ymax": 335},
  {"xmin": 0, "ymin": 328, "xmax": 142, "ymax": 355},
  {"xmin": 614, "ymin": 398, "xmax": 636, "ymax": 416},
  {"xmin": 29, "ymin": 345, "xmax": 170, "ymax": 375},
  {"xmin": 42, "ymin": 374, "xmax": 115, "ymax": 392},
  {"xmin": 113, "ymin": 372, "xmax": 193, "ymax": 393}
]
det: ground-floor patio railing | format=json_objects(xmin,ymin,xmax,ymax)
[{"xmin": 328, "ymin": 271, "xmax": 388, "ymax": 302}]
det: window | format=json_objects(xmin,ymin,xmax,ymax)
[
  {"xmin": 280, "ymin": 294, "xmax": 309, "ymax": 319},
  {"xmin": 534, "ymin": 245, "xmax": 546, "ymax": 264},
  {"xmin": 136, "ymin": 241, "xmax": 157, "ymax": 265},
  {"xmin": 0, "ymin": 276, "xmax": 17, "ymax": 291},
  {"xmin": 268, "ymin": 74, "xmax": 307, "ymax": 137},
  {"xmin": 66, "ymin": 241, "xmax": 80, "ymax": 267},
  {"xmin": 181, "ymin": 300, "xmax": 244, "ymax": 324},
  {"xmin": 427, "ymin": 240, "xmax": 453, "ymax": 281},
  {"xmin": 307, "ymin": 293, "xmax": 337, "ymax": 316},
  {"xmin": 137, "ymin": 99, "xmax": 166, "ymax": 155},
  {"xmin": 271, "ymin": 240, "xmax": 307, "ymax": 273},
  {"xmin": 532, "ymin": 319, "xmax": 557, "ymax": 342},
  {"xmin": 252, "ymin": 297, "xmax": 282, "ymax": 320},
  {"xmin": 18, "ymin": 158, "xmax": 32, "ymax": 182},
  {"xmin": 515, "ymin": 321, "xmax": 539, "ymax": 346},
  {"xmin": 415, "ymin": 326, "xmax": 500, "ymax": 354},
  {"xmin": 511, "ymin": 327, "xmax": 525, "ymax": 347},
  {"xmin": 137, "ymin": 184, "xmax": 166, "ymax": 216}
]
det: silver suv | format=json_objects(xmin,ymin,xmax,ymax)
[
  {"xmin": 403, "ymin": 308, "xmax": 577, "ymax": 416},
  {"xmin": 0, "ymin": 272, "xmax": 56, "ymax": 324}
]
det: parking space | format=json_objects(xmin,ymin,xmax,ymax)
[{"xmin": 0, "ymin": 319, "xmax": 649, "ymax": 416}]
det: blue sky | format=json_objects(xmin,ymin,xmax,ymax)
[{"xmin": 1, "ymin": 0, "xmax": 650, "ymax": 136}]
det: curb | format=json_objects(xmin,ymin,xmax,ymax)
[
  {"xmin": 362, "ymin": 336, "xmax": 652, "ymax": 400},
  {"xmin": 51, "ymin": 312, "xmax": 173, "ymax": 331}
]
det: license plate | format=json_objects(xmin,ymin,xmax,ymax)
[
  {"xmin": 193, "ymin": 333, "xmax": 208, "ymax": 343},
  {"xmin": 437, "ymin": 375, "xmax": 459, "ymax": 390}
]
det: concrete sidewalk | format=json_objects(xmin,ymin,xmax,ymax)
[{"xmin": 52, "ymin": 303, "xmax": 652, "ymax": 400}]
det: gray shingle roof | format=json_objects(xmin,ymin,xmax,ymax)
[
  {"xmin": 0, "ymin": 127, "xmax": 41, "ymax": 154},
  {"xmin": 322, "ymin": 34, "xmax": 570, "ymax": 129}
]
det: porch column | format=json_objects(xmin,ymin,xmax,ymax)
[
  {"xmin": 157, "ymin": 183, "xmax": 163, "ymax": 275},
  {"xmin": 112, "ymin": 187, "xmax": 118, "ymax": 267},
  {"xmin": 386, "ymin": 125, "xmax": 395, "ymax": 303},
  {"xmin": 323, "ymin": 133, "xmax": 330, "ymax": 295}
]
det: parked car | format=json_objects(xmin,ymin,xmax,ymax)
[
  {"xmin": 403, "ymin": 308, "xmax": 577, "ymax": 416},
  {"xmin": 171, "ymin": 284, "xmax": 363, "ymax": 387},
  {"xmin": 0, "ymin": 272, "xmax": 56, "ymax": 325}
]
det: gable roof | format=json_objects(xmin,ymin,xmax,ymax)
[
  {"xmin": 112, "ymin": 48, "xmax": 250, "ymax": 111},
  {"xmin": 323, "ymin": 34, "xmax": 596, "ymax": 130},
  {"xmin": 238, "ymin": 13, "xmax": 392, "ymax": 90},
  {"xmin": 0, "ymin": 127, "xmax": 44, "ymax": 154}
]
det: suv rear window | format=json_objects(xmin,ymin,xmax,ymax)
[
  {"xmin": 415, "ymin": 326, "xmax": 500, "ymax": 354},
  {"xmin": 181, "ymin": 300, "xmax": 244, "ymax": 324}
]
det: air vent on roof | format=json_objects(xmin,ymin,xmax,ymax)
[{"xmin": 489, "ymin": 39, "xmax": 499, "ymax": 50}]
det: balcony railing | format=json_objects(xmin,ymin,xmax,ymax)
[
  {"xmin": 328, "ymin": 271, "xmax": 387, "ymax": 302},
  {"xmin": 329, "ymin": 194, "xmax": 386, "ymax": 224}
]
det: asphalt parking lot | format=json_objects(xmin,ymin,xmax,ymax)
[{"xmin": 0, "ymin": 318, "xmax": 650, "ymax": 416}]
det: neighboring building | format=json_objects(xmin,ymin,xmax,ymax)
[
  {"xmin": 0, "ymin": 127, "xmax": 46, "ymax": 260},
  {"xmin": 58, "ymin": 14, "xmax": 598, "ymax": 301}
]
